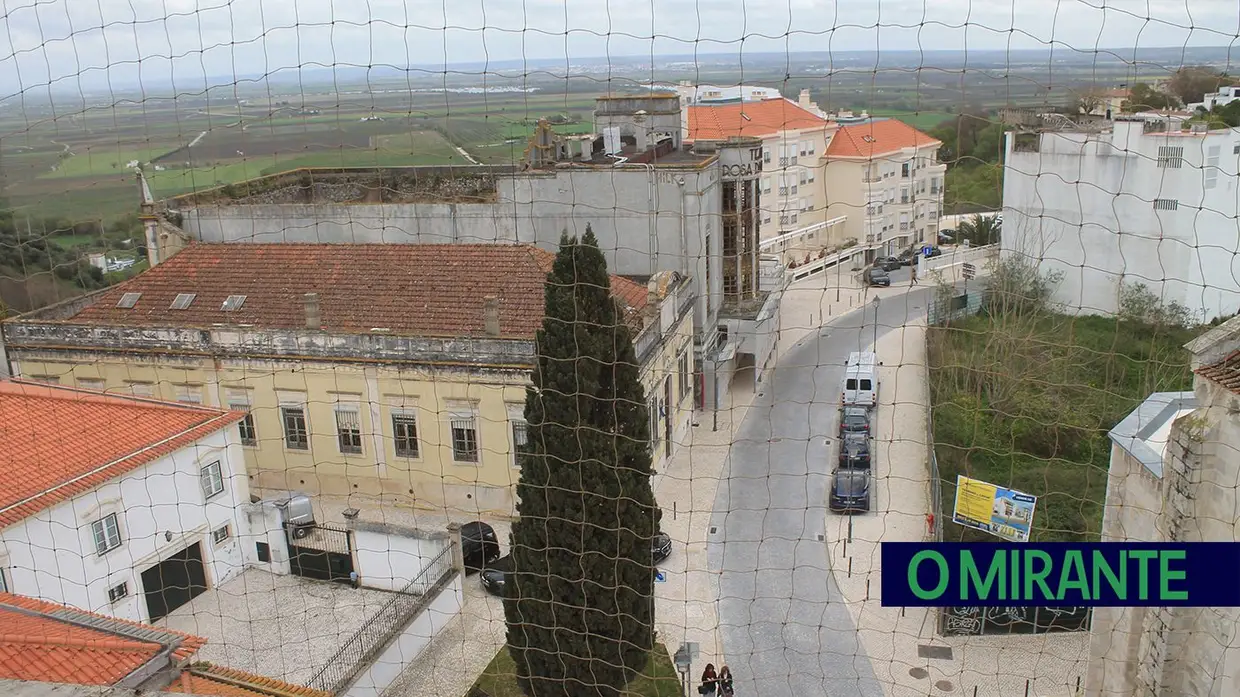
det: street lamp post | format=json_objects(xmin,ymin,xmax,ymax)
[{"xmin": 872, "ymin": 295, "xmax": 881, "ymax": 349}]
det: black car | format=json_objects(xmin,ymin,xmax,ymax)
[
  {"xmin": 838, "ymin": 432, "xmax": 872, "ymax": 470},
  {"xmin": 652, "ymin": 531, "xmax": 673, "ymax": 564},
  {"xmin": 897, "ymin": 249, "xmax": 917, "ymax": 266},
  {"xmin": 839, "ymin": 406, "xmax": 871, "ymax": 436},
  {"xmin": 874, "ymin": 256, "xmax": 902, "ymax": 271},
  {"xmin": 926, "ymin": 246, "xmax": 944, "ymax": 258},
  {"xmin": 480, "ymin": 554, "xmax": 512, "ymax": 596},
  {"xmin": 830, "ymin": 470, "xmax": 871, "ymax": 513},
  {"xmin": 866, "ymin": 268, "xmax": 891, "ymax": 287},
  {"xmin": 461, "ymin": 521, "xmax": 501, "ymax": 573}
]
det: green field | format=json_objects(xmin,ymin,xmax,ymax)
[{"xmin": 867, "ymin": 109, "xmax": 955, "ymax": 130}]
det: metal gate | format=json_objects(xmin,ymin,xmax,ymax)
[
  {"xmin": 286, "ymin": 523, "xmax": 355, "ymax": 583},
  {"xmin": 939, "ymin": 605, "xmax": 1091, "ymax": 636}
]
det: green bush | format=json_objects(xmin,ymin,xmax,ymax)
[{"xmin": 930, "ymin": 312, "xmax": 1196, "ymax": 542}]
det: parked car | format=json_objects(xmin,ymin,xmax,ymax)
[
  {"xmin": 839, "ymin": 406, "xmax": 871, "ymax": 436},
  {"xmin": 838, "ymin": 431, "xmax": 872, "ymax": 470},
  {"xmin": 829, "ymin": 470, "xmax": 871, "ymax": 513},
  {"xmin": 652, "ymin": 531, "xmax": 673, "ymax": 564},
  {"xmin": 865, "ymin": 268, "xmax": 891, "ymax": 287},
  {"xmin": 926, "ymin": 246, "xmax": 944, "ymax": 258},
  {"xmin": 874, "ymin": 256, "xmax": 902, "ymax": 271},
  {"xmin": 461, "ymin": 521, "xmax": 501, "ymax": 573},
  {"xmin": 897, "ymin": 249, "xmax": 918, "ymax": 266},
  {"xmin": 482, "ymin": 532, "xmax": 673, "ymax": 596},
  {"xmin": 480, "ymin": 554, "xmax": 512, "ymax": 596}
]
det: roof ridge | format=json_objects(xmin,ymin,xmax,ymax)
[
  {"xmin": 0, "ymin": 631, "xmax": 159, "ymax": 653},
  {"xmin": 1, "ymin": 380, "xmax": 232, "ymax": 417}
]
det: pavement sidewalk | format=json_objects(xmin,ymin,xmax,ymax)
[{"xmin": 823, "ymin": 318, "xmax": 1089, "ymax": 697}]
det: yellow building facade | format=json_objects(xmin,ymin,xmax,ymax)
[{"xmin": 2, "ymin": 244, "xmax": 695, "ymax": 517}]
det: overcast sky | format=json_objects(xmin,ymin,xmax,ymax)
[{"xmin": 2, "ymin": 0, "xmax": 1239, "ymax": 93}]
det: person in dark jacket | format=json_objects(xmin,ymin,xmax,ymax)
[
  {"xmin": 718, "ymin": 665, "xmax": 734, "ymax": 696},
  {"xmin": 699, "ymin": 663, "xmax": 718, "ymax": 695}
]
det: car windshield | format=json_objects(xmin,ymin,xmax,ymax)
[{"xmin": 835, "ymin": 473, "xmax": 867, "ymax": 495}]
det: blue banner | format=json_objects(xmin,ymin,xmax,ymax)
[{"xmin": 881, "ymin": 542, "xmax": 1240, "ymax": 607}]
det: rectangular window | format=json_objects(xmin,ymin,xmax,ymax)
[
  {"xmin": 127, "ymin": 382, "xmax": 154, "ymax": 398},
  {"xmin": 212, "ymin": 524, "xmax": 231, "ymax": 545},
  {"xmin": 1156, "ymin": 146, "xmax": 1184, "ymax": 169},
  {"xmin": 175, "ymin": 384, "xmax": 203, "ymax": 404},
  {"xmin": 91, "ymin": 514, "xmax": 122, "ymax": 556},
  {"xmin": 1233, "ymin": 144, "xmax": 1239, "ymax": 155},
  {"xmin": 28, "ymin": 375, "xmax": 59, "ymax": 384},
  {"xmin": 451, "ymin": 416, "xmax": 480, "ymax": 463},
  {"xmin": 678, "ymin": 349, "xmax": 691, "ymax": 401},
  {"xmin": 1205, "ymin": 145, "xmax": 1221, "ymax": 190},
  {"xmin": 799, "ymin": 141, "xmax": 808, "ymax": 156},
  {"xmin": 107, "ymin": 582, "xmax": 128, "ymax": 604},
  {"xmin": 799, "ymin": 170, "xmax": 808, "ymax": 185},
  {"xmin": 281, "ymin": 406, "xmax": 309, "ymax": 450},
  {"xmin": 763, "ymin": 149, "xmax": 771, "ymax": 164},
  {"xmin": 860, "ymin": 379, "xmax": 873, "ymax": 390},
  {"xmin": 233, "ymin": 408, "xmax": 257, "ymax": 447},
  {"xmin": 902, "ymin": 163, "xmax": 910, "ymax": 178},
  {"xmin": 845, "ymin": 378, "xmax": 858, "ymax": 390},
  {"xmin": 77, "ymin": 378, "xmax": 105, "ymax": 391},
  {"xmin": 510, "ymin": 409, "xmax": 529, "ymax": 468},
  {"xmin": 256, "ymin": 542, "xmax": 271, "ymax": 563},
  {"xmin": 392, "ymin": 412, "xmax": 420, "ymax": 458},
  {"xmin": 1153, "ymin": 198, "xmax": 1179, "ymax": 211},
  {"xmin": 200, "ymin": 461, "xmax": 224, "ymax": 500},
  {"xmin": 648, "ymin": 394, "xmax": 661, "ymax": 451},
  {"xmin": 807, "ymin": 168, "xmax": 815, "ymax": 183},
  {"xmin": 335, "ymin": 407, "xmax": 363, "ymax": 454},
  {"xmin": 761, "ymin": 177, "xmax": 771, "ymax": 194}
]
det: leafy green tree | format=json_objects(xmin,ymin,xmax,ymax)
[
  {"xmin": 504, "ymin": 227, "xmax": 661, "ymax": 697},
  {"xmin": 1169, "ymin": 66, "xmax": 1230, "ymax": 106},
  {"xmin": 957, "ymin": 214, "xmax": 1001, "ymax": 246},
  {"xmin": 1121, "ymin": 83, "xmax": 1178, "ymax": 112}
]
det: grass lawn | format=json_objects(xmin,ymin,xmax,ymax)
[
  {"xmin": 39, "ymin": 145, "xmax": 182, "ymax": 179},
  {"xmin": 929, "ymin": 311, "xmax": 1196, "ymax": 542},
  {"xmin": 470, "ymin": 643, "xmax": 682, "ymax": 697}
]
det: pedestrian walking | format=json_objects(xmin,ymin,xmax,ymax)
[
  {"xmin": 698, "ymin": 664, "xmax": 718, "ymax": 695},
  {"xmin": 911, "ymin": 267, "xmax": 919, "ymax": 285},
  {"xmin": 718, "ymin": 666, "xmax": 734, "ymax": 696}
]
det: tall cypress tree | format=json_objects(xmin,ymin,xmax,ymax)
[{"xmin": 504, "ymin": 227, "xmax": 661, "ymax": 697}]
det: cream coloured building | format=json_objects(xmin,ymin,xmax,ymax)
[
  {"xmin": 0, "ymin": 243, "xmax": 695, "ymax": 517},
  {"xmin": 685, "ymin": 95, "xmax": 844, "ymax": 264},
  {"xmin": 822, "ymin": 119, "xmax": 946, "ymax": 260}
]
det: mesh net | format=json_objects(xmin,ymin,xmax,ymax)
[{"xmin": 0, "ymin": 1, "xmax": 1236, "ymax": 696}]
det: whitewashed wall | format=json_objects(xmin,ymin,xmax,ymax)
[{"xmin": 0, "ymin": 428, "xmax": 255, "ymax": 623}]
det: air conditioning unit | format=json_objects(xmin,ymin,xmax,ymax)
[{"xmin": 277, "ymin": 494, "xmax": 316, "ymax": 539}]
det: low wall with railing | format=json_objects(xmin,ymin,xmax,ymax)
[{"xmin": 308, "ymin": 544, "xmax": 461, "ymax": 695}]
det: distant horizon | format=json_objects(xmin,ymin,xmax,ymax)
[{"xmin": 32, "ymin": 44, "xmax": 1238, "ymax": 101}]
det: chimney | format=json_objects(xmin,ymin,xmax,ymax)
[
  {"xmin": 799, "ymin": 89, "xmax": 811, "ymax": 107},
  {"xmin": 303, "ymin": 293, "xmax": 321, "ymax": 329},
  {"xmin": 483, "ymin": 296, "xmax": 501, "ymax": 337}
]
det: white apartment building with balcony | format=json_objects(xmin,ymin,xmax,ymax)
[
  {"xmin": 1002, "ymin": 117, "xmax": 1240, "ymax": 321},
  {"xmin": 822, "ymin": 119, "xmax": 946, "ymax": 260},
  {"xmin": 685, "ymin": 96, "xmax": 843, "ymax": 263}
]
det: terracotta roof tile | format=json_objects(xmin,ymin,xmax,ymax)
[
  {"xmin": 825, "ymin": 119, "xmax": 941, "ymax": 159},
  {"xmin": 0, "ymin": 381, "xmax": 246, "ymax": 528},
  {"xmin": 168, "ymin": 664, "xmax": 331, "ymax": 697},
  {"xmin": 51, "ymin": 244, "xmax": 649, "ymax": 339},
  {"xmin": 1196, "ymin": 349, "xmax": 1240, "ymax": 393},
  {"xmin": 687, "ymin": 98, "xmax": 830, "ymax": 141},
  {"xmin": 0, "ymin": 593, "xmax": 205, "ymax": 686}
]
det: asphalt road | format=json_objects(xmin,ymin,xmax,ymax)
[{"xmin": 706, "ymin": 279, "xmax": 942, "ymax": 697}]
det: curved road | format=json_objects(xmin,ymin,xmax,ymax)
[{"xmin": 707, "ymin": 274, "xmax": 944, "ymax": 697}]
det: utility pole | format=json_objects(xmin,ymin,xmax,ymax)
[{"xmin": 872, "ymin": 295, "xmax": 881, "ymax": 349}]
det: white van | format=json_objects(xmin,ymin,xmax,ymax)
[{"xmin": 841, "ymin": 351, "xmax": 880, "ymax": 408}]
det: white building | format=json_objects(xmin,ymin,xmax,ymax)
[
  {"xmin": 1086, "ymin": 315, "xmax": 1240, "ymax": 697},
  {"xmin": 147, "ymin": 94, "xmax": 783, "ymax": 410},
  {"xmin": 1187, "ymin": 85, "xmax": 1240, "ymax": 112},
  {"xmin": 1002, "ymin": 117, "xmax": 1240, "ymax": 321},
  {"xmin": 685, "ymin": 94, "xmax": 842, "ymax": 254},
  {"xmin": 0, "ymin": 379, "xmax": 255, "ymax": 624},
  {"xmin": 823, "ymin": 119, "xmax": 946, "ymax": 260}
]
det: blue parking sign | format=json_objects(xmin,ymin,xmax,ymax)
[{"xmin": 921, "ymin": 245, "xmax": 933, "ymax": 257}]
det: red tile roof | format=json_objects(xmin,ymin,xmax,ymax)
[
  {"xmin": 0, "ymin": 381, "xmax": 246, "ymax": 528},
  {"xmin": 1196, "ymin": 349, "xmax": 1240, "ymax": 393},
  {"xmin": 168, "ymin": 664, "xmax": 332, "ymax": 697},
  {"xmin": 52, "ymin": 244, "xmax": 649, "ymax": 339},
  {"xmin": 825, "ymin": 119, "xmax": 942, "ymax": 159},
  {"xmin": 0, "ymin": 593, "xmax": 205, "ymax": 686},
  {"xmin": 687, "ymin": 98, "xmax": 830, "ymax": 141}
]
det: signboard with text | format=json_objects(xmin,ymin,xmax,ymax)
[{"xmin": 952, "ymin": 475, "xmax": 1037, "ymax": 542}]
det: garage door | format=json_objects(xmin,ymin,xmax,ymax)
[{"xmin": 142, "ymin": 542, "xmax": 208, "ymax": 622}]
